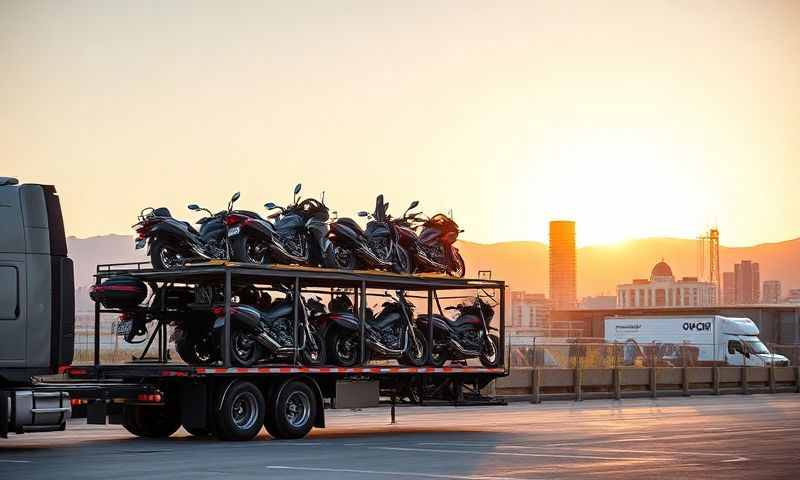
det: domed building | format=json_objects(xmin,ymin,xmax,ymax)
[{"xmin": 616, "ymin": 260, "xmax": 718, "ymax": 307}]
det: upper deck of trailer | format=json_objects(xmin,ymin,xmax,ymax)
[{"xmin": 94, "ymin": 260, "xmax": 505, "ymax": 291}]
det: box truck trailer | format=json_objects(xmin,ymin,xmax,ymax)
[{"xmin": 604, "ymin": 315, "xmax": 790, "ymax": 367}]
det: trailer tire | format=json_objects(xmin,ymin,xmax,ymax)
[
  {"xmin": 122, "ymin": 404, "xmax": 181, "ymax": 438},
  {"xmin": 215, "ymin": 381, "xmax": 265, "ymax": 441},
  {"xmin": 267, "ymin": 380, "xmax": 317, "ymax": 439}
]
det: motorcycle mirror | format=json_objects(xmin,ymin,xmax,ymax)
[
  {"xmin": 187, "ymin": 204, "xmax": 200, "ymax": 211},
  {"xmin": 294, "ymin": 183, "xmax": 302, "ymax": 195},
  {"xmin": 231, "ymin": 192, "xmax": 240, "ymax": 203},
  {"xmin": 358, "ymin": 211, "xmax": 369, "ymax": 217},
  {"xmin": 409, "ymin": 200, "xmax": 419, "ymax": 210},
  {"xmin": 265, "ymin": 202, "xmax": 278, "ymax": 210}
]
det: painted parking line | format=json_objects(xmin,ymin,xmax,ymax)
[
  {"xmin": 0, "ymin": 459, "xmax": 32, "ymax": 463},
  {"xmin": 416, "ymin": 442, "xmax": 747, "ymax": 461},
  {"xmin": 267, "ymin": 465, "xmax": 546, "ymax": 480},
  {"xmin": 370, "ymin": 446, "xmax": 671, "ymax": 462}
]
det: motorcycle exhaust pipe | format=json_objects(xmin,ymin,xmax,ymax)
[
  {"xmin": 355, "ymin": 246, "xmax": 394, "ymax": 268},
  {"xmin": 268, "ymin": 238, "xmax": 309, "ymax": 264},
  {"xmin": 449, "ymin": 338, "xmax": 480, "ymax": 357}
]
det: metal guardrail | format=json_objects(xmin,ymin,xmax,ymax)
[{"xmin": 494, "ymin": 365, "xmax": 800, "ymax": 402}]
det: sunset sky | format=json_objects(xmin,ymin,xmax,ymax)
[{"xmin": 2, "ymin": 1, "xmax": 799, "ymax": 247}]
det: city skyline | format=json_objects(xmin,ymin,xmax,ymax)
[{"xmin": 3, "ymin": 1, "xmax": 800, "ymax": 247}]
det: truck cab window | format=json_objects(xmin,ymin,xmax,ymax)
[
  {"xmin": 728, "ymin": 340, "xmax": 743, "ymax": 355},
  {"xmin": 0, "ymin": 266, "xmax": 18, "ymax": 319}
]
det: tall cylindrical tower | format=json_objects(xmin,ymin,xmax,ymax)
[{"xmin": 549, "ymin": 220, "xmax": 577, "ymax": 310}]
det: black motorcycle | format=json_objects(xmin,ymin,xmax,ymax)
[
  {"xmin": 318, "ymin": 291, "xmax": 428, "ymax": 367},
  {"xmin": 212, "ymin": 287, "xmax": 326, "ymax": 367},
  {"xmin": 327, "ymin": 195, "xmax": 412, "ymax": 273},
  {"xmin": 227, "ymin": 184, "xmax": 335, "ymax": 267},
  {"xmin": 396, "ymin": 209, "xmax": 466, "ymax": 277},
  {"xmin": 415, "ymin": 296, "xmax": 499, "ymax": 368},
  {"xmin": 134, "ymin": 192, "xmax": 260, "ymax": 270}
]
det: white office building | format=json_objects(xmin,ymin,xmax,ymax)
[{"xmin": 617, "ymin": 260, "xmax": 717, "ymax": 308}]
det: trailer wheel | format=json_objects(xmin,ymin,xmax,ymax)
[
  {"xmin": 267, "ymin": 380, "xmax": 317, "ymax": 439},
  {"xmin": 215, "ymin": 381, "xmax": 265, "ymax": 441},
  {"xmin": 122, "ymin": 403, "xmax": 181, "ymax": 438}
]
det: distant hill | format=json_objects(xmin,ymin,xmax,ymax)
[
  {"xmin": 458, "ymin": 237, "xmax": 800, "ymax": 297},
  {"xmin": 67, "ymin": 234, "xmax": 800, "ymax": 310}
]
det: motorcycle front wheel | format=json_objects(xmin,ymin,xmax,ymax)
[
  {"xmin": 400, "ymin": 326, "xmax": 429, "ymax": 367},
  {"xmin": 448, "ymin": 251, "xmax": 466, "ymax": 278},
  {"xmin": 392, "ymin": 246, "xmax": 413, "ymax": 274},
  {"xmin": 300, "ymin": 330, "xmax": 326, "ymax": 366},
  {"xmin": 479, "ymin": 334, "xmax": 500, "ymax": 368}
]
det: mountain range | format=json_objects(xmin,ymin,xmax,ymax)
[{"xmin": 69, "ymin": 234, "xmax": 800, "ymax": 310}]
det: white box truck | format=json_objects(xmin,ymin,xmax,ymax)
[{"xmin": 604, "ymin": 315, "xmax": 790, "ymax": 367}]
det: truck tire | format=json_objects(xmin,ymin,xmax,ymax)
[
  {"xmin": 122, "ymin": 404, "xmax": 181, "ymax": 438},
  {"xmin": 214, "ymin": 381, "xmax": 265, "ymax": 441},
  {"xmin": 266, "ymin": 380, "xmax": 317, "ymax": 439}
]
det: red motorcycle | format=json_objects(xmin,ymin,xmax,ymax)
[{"xmin": 391, "ymin": 202, "xmax": 466, "ymax": 277}]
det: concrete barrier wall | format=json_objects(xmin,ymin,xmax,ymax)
[{"xmin": 496, "ymin": 366, "xmax": 800, "ymax": 402}]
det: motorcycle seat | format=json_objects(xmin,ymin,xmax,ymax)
[
  {"xmin": 153, "ymin": 207, "xmax": 172, "ymax": 217},
  {"xmin": 423, "ymin": 313, "xmax": 481, "ymax": 328},
  {"xmin": 336, "ymin": 217, "xmax": 365, "ymax": 236},
  {"xmin": 259, "ymin": 299, "xmax": 293, "ymax": 321}
]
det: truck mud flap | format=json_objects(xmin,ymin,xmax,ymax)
[{"xmin": 1, "ymin": 390, "xmax": 8, "ymax": 438}]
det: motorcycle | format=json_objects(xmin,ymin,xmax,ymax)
[
  {"xmin": 318, "ymin": 290, "xmax": 428, "ymax": 367},
  {"xmin": 327, "ymin": 194, "xmax": 412, "ymax": 273},
  {"xmin": 415, "ymin": 296, "xmax": 499, "ymax": 368},
  {"xmin": 211, "ymin": 286, "xmax": 326, "ymax": 367},
  {"xmin": 393, "ymin": 205, "xmax": 466, "ymax": 277},
  {"xmin": 226, "ymin": 184, "xmax": 335, "ymax": 267},
  {"xmin": 134, "ymin": 192, "xmax": 260, "ymax": 270}
]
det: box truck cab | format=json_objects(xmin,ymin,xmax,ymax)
[
  {"xmin": 604, "ymin": 315, "xmax": 790, "ymax": 367},
  {"xmin": 0, "ymin": 177, "xmax": 74, "ymax": 437}
]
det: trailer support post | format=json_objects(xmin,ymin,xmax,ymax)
[
  {"xmin": 427, "ymin": 289, "xmax": 434, "ymax": 363},
  {"xmin": 223, "ymin": 270, "xmax": 232, "ymax": 368},
  {"xmin": 293, "ymin": 276, "xmax": 300, "ymax": 365},
  {"xmin": 94, "ymin": 275, "xmax": 101, "ymax": 368},
  {"xmin": 360, "ymin": 281, "xmax": 366, "ymax": 365}
]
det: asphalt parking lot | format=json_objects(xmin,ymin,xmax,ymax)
[{"xmin": 2, "ymin": 394, "xmax": 798, "ymax": 479}]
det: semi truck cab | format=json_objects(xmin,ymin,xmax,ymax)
[
  {"xmin": 1, "ymin": 176, "xmax": 74, "ymax": 437},
  {"xmin": 721, "ymin": 317, "xmax": 789, "ymax": 366}
]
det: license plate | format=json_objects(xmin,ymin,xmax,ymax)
[
  {"xmin": 135, "ymin": 238, "xmax": 146, "ymax": 249},
  {"xmin": 227, "ymin": 226, "xmax": 240, "ymax": 237},
  {"xmin": 116, "ymin": 319, "xmax": 133, "ymax": 336}
]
